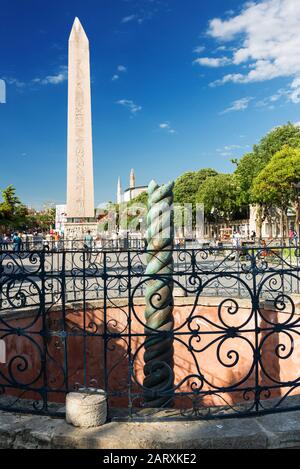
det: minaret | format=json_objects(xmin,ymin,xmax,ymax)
[
  {"xmin": 117, "ymin": 177, "xmax": 122, "ymax": 204},
  {"xmin": 130, "ymin": 168, "xmax": 136, "ymax": 189},
  {"xmin": 66, "ymin": 17, "xmax": 94, "ymax": 219}
]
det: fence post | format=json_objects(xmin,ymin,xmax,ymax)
[{"xmin": 143, "ymin": 180, "xmax": 175, "ymax": 407}]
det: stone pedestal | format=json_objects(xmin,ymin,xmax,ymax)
[
  {"xmin": 66, "ymin": 389, "xmax": 107, "ymax": 428},
  {"xmin": 64, "ymin": 222, "xmax": 98, "ymax": 240}
]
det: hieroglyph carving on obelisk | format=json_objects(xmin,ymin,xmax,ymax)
[{"xmin": 67, "ymin": 17, "xmax": 94, "ymax": 219}]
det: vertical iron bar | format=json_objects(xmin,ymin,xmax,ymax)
[
  {"xmin": 83, "ymin": 249, "xmax": 87, "ymax": 388},
  {"xmin": 40, "ymin": 250, "xmax": 48, "ymax": 412},
  {"xmin": 103, "ymin": 252, "xmax": 108, "ymax": 415},
  {"xmin": 127, "ymin": 250, "xmax": 132, "ymax": 418},
  {"xmin": 61, "ymin": 250, "xmax": 69, "ymax": 394},
  {"xmin": 252, "ymin": 247, "xmax": 260, "ymax": 413}
]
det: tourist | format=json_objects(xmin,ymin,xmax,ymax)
[
  {"xmin": 261, "ymin": 239, "xmax": 268, "ymax": 257},
  {"xmin": 83, "ymin": 230, "xmax": 93, "ymax": 261},
  {"xmin": 216, "ymin": 235, "xmax": 222, "ymax": 248},
  {"xmin": 54, "ymin": 232, "xmax": 60, "ymax": 251},
  {"xmin": 232, "ymin": 230, "xmax": 242, "ymax": 260},
  {"xmin": 2, "ymin": 234, "xmax": 10, "ymax": 250},
  {"xmin": 12, "ymin": 232, "xmax": 22, "ymax": 253},
  {"xmin": 250, "ymin": 230, "xmax": 256, "ymax": 242},
  {"xmin": 232, "ymin": 231, "xmax": 242, "ymax": 248},
  {"xmin": 294, "ymin": 230, "xmax": 299, "ymax": 246}
]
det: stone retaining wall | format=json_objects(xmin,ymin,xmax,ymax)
[
  {"xmin": 1, "ymin": 407, "xmax": 300, "ymax": 449},
  {"xmin": 0, "ymin": 296, "xmax": 299, "ymax": 410}
]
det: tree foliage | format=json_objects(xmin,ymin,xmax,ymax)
[
  {"xmin": 251, "ymin": 146, "xmax": 300, "ymax": 210},
  {"xmin": 234, "ymin": 123, "xmax": 300, "ymax": 207},
  {"xmin": 196, "ymin": 174, "xmax": 240, "ymax": 220},
  {"xmin": 253, "ymin": 122, "xmax": 300, "ymax": 166},
  {"xmin": 0, "ymin": 185, "xmax": 55, "ymax": 233},
  {"xmin": 174, "ymin": 168, "xmax": 218, "ymax": 206}
]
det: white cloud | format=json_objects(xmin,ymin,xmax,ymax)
[
  {"xmin": 224, "ymin": 144, "xmax": 243, "ymax": 150},
  {"xmin": 221, "ymin": 97, "xmax": 253, "ymax": 114},
  {"xmin": 290, "ymin": 77, "xmax": 300, "ymax": 103},
  {"xmin": 4, "ymin": 77, "xmax": 26, "ymax": 88},
  {"xmin": 217, "ymin": 143, "xmax": 249, "ymax": 157},
  {"xmin": 117, "ymin": 99, "xmax": 142, "ymax": 114},
  {"xmin": 159, "ymin": 122, "xmax": 176, "ymax": 134},
  {"xmin": 32, "ymin": 66, "xmax": 68, "ymax": 85},
  {"xmin": 193, "ymin": 46, "xmax": 205, "ymax": 54},
  {"xmin": 256, "ymin": 88, "xmax": 288, "ymax": 108},
  {"xmin": 121, "ymin": 14, "xmax": 137, "ymax": 23},
  {"xmin": 112, "ymin": 65, "xmax": 127, "ymax": 82},
  {"xmin": 194, "ymin": 57, "xmax": 231, "ymax": 67},
  {"xmin": 4, "ymin": 66, "xmax": 67, "ymax": 91},
  {"xmin": 216, "ymin": 45, "xmax": 227, "ymax": 52},
  {"xmin": 198, "ymin": 0, "xmax": 300, "ymax": 103},
  {"xmin": 120, "ymin": 0, "xmax": 168, "ymax": 26}
]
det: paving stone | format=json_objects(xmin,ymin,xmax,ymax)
[
  {"xmin": 256, "ymin": 411, "xmax": 300, "ymax": 448},
  {"xmin": 0, "ymin": 408, "xmax": 300, "ymax": 449}
]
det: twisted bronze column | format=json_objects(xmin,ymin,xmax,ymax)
[{"xmin": 143, "ymin": 180, "xmax": 174, "ymax": 407}]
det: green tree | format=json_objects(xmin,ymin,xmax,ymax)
[
  {"xmin": 0, "ymin": 185, "xmax": 20, "ymax": 220},
  {"xmin": 233, "ymin": 152, "xmax": 262, "ymax": 207},
  {"xmin": 251, "ymin": 146, "xmax": 300, "ymax": 238},
  {"xmin": 234, "ymin": 123, "xmax": 300, "ymax": 234},
  {"xmin": 253, "ymin": 122, "xmax": 300, "ymax": 166},
  {"xmin": 174, "ymin": 168, "xmax": 218, "ymax": 205},
  {"xmin": 0, "ymin": 185, "xmax": 26, "ymax": 231},
  {"xmin": 127, "ymin": 191, "xmax": 148, "ymax": 207},
  {"xmin": 196, "ymin": 174, "xmax": 240, "ymax": 235},
  {"xmin": 234, "ymin": 124, "xmax": 300, "ymax": 202},
  {"xmin": 33, "ymin": 207, "xmax": 56, "ymax": 231}
]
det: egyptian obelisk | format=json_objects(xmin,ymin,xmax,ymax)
[{"xmin": 66, "ymin": 17, "xmax": 94, "ymax": 222}]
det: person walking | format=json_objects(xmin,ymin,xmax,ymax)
[
  {"xmin": 12, "ymin": 232, "xmax": 22, "ymax": 253},
  {"xmin": 54, "ymin": 232, "xmax": 60, "ymax": 251},
  {"xmin": 2, "ymin": 234, "xmax": 10, "ymax": 250},
  {"xmin": 289, "ymin": 228, "xmax": 295, "ymax": 245},
  {"xmin": 293, "ymin": 230, "xmax": 299, "ymax": 246},
  {"xmin": 83, "ymin": 230, "xmax": 93, "ymax": 262},
  {"xmin": 232, "ymin": 230, "xmax": 242, "ymax": 261}
]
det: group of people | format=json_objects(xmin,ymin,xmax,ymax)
[
  {"xmin": 0, "ymin": 233, "xmax": 23, "ymax": 252},
  {"xmin": 1, "ymin": 227, "xmax": 299, "ymax": 255},
  {"xmin": 0, "ymin": 231, "xmax": 49, "ymax": 252}
]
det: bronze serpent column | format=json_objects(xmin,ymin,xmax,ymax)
[{"xmin": 143, "ymin": 180, "xmax": 174, "ymax": 407}]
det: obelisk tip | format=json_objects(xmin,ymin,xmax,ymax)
[
  {"xmin": 73, "ymin": 17, "xmax": 81, "ymax": 30},
  {"xmin": 69, "ymin": 17, "xmax": 89, "ymax": 43}
]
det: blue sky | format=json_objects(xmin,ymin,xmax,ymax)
[{"xmin": 1, "ymin": 0, "xmax": 300, "ymax": 208}]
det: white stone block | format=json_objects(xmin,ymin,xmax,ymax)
[{"xmin": 66, "ymin": 390, "xmax": 107, "ymax": 428}]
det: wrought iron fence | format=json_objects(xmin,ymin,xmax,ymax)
[
  {"xmin": 0, "ymin": 245, "xmax": 300, "ymax": 420},
  {"xmin": 0, "ymin": 236, "xmax": 146, "ymax": 252}
]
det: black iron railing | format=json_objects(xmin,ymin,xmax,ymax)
[
  {"xmin": 0, "ymin": 246, "xmax": 300, "ymax": 420},
  {"xmin": 0, "ymin": 236, "xmax": 146, "ymax": 252}
]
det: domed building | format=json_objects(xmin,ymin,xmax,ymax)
[{"xmin": 117, "ymin": 169, "xmax": 147, "ymax": 204}]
